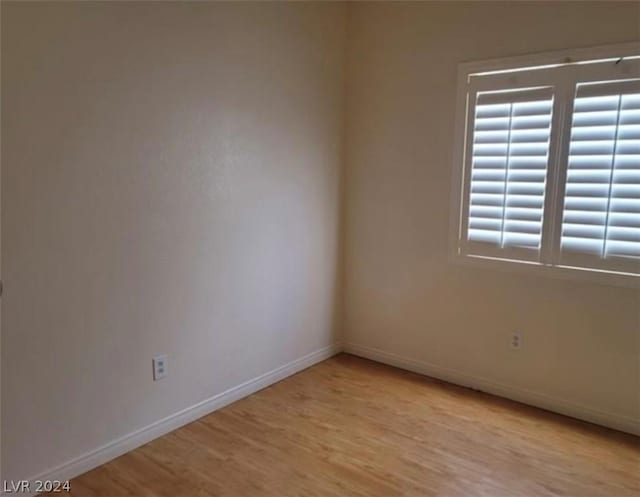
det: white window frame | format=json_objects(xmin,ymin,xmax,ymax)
[{"xmin": 449, "ymin": 42, "xmax": 640, "ymax": 288}]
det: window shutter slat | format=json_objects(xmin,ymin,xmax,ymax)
[
  {"xmin": 467, "ymin": 87, "xmax": 554, "ymax": 251},
  {"xmin": 561, "ymin": 80, "xmax": 640, "ymax": 261},
  {"xmin": 476, "ymin": 87, "xmax": 553, "ymax": 105},
  {"xmin": 577, "ymin": 80, "xmax": 640, "ymax": 98}
]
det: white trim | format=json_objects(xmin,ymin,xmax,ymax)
[
  {"xmin": 9, "ymin": 340, "xmax": 638, "ymax": 496},
  {"xmin": 458, "ymin": 41, "xmax": 640, "ymax": 76},
  {"xmin": 452, "ymin": 252, "xmax": 640, "ymax": 289},
  {"xmin": 449, "ymin": 63, "xmax": 471, "ymax": 259},
  {"xmin": 344, "ymin": 342, "xmax": 640, "ymax": 437},
  {"xmin": 5, "ymin": 343, "xmax": 342, "ymax": 497},
  {"xmin": 449, "ymin": 41, "xmax": 640, "ymax": 288}
]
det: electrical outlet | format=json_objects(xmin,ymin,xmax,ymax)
[
  {"xmin": 510, "ymin": 332, "xmax": 522, "ymax": 349},
  {"xmin": 153, "ymin": 355, "xmax": 168, "ymax": 381}
]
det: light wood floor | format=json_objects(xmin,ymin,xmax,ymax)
[{"xmin": 46, "ymin": 354, "xmax": 640, "ymax": 497}]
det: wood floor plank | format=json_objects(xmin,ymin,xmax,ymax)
[{"xmin": 43, "ymin": 354, "xmax": 640, "ymax": 497}]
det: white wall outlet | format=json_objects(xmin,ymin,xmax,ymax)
[
  {"xmin": 152, "ymin": 355, "xmax": 168, "ymax": 381},
  {"xmin": 510, "ymin": 332, "xmax": 522, "ymax": 350}
]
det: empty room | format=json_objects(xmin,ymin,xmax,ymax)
[{"xmin": 1, "ymin": 1, "xmax": 639, "ymax": 496}]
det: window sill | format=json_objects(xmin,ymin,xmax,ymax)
[{"xmin": 450, "ymin": 251, "xmax": 640, "ymax": 289}]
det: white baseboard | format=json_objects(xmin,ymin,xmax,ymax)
[
  {"xmin": 344, "ymin": 342, "xmax": 640, "ymax": 437},
  {"xmin": 9, "ymin": 340, "xmax": 637, "ymax": 497},
  {"xmin": 10, "ymin": 343, "xmax": 342, "ymax": 497}
]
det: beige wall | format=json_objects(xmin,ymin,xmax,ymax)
[
  {"xmin": 1, "ymin": 1, "xmax": 345, "ymax": 481},
  {"xmin": 3, "ymin": 0, "xmax": 640, "ymax": 485},
  {"xmin": 343, "ymin": 1, "xmax": 640, "ymax": 432}
]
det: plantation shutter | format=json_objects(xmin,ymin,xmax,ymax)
[
  {"xmin": 560, "ymin": 79, "xmax": 640, "ymax": 266},
  {"xmin": 466, "ymin": 87, "xmax": 554, "ymax": 256}
]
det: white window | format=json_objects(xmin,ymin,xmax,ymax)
[{"xmin": 451, "ymin": 43, "xmax": 640, "ymax": 286}]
